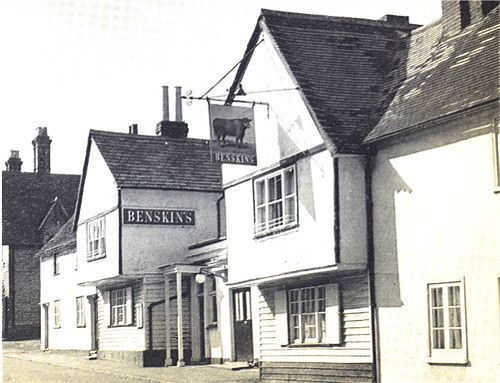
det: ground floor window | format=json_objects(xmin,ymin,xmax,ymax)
[
  {"xmin": 76, "ymin": 296, "xmax": 85, "ymax": 327},
  {"xmin": 53, "ymin": 300, "xmax": 61, "ymax": 328},
  {"xmin": 275, "ymin": 283, "xmax": 340, "ymax": 346},
  {"xmin": 111, "ymin": 288, "xmax": 127, "ymax": 326},
  {"xmin": 428, "ymin": 280, "xmax": 468, "ymax": 363}
]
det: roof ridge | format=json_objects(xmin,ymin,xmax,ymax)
[
  {"xmin": 260, "ymin": 8, "xmax": 418, "ymax": 30},
  {"xmin": 89, "ymin": 129, "xmax": 210, "ymax": 144}
]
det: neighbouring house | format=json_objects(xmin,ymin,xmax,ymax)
[
  {"xmin": 219, "ymin": 1, "xmax": 498, "ymax": 382},
  {"xmin": 365, "ymin": 1, "xmax": 499, "ymax": 382},
  {"xmin": 2, "ymin": 128, "xmax": 80, "ymax": 340},
  {"xmin": 39, "ymin": 89, "xmax": 232, "ymax": 367}
]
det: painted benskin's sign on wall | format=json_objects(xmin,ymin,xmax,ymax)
[{"xmin": 122, "ymin": 208, "xmax": 195, "ymax": 226}]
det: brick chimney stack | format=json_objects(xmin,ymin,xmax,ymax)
[
  {"xmin": 5, "ymin": 150, "xmax": 22, "ymax": 172},
  {"xmin": 32, "ymin": 127, "xmax": 51, "ymax": 174},
  {"xmin": 156, "ymin": 86, "xmax": 189, "ymax": 139}
]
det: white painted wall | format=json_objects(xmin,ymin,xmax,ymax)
[
  {"xmin": 121, "ymin": 189, "xmax": 222, "ymax": 274},
  {"xmin": 40, "ymin": 252, "xmax": 96, "ymax": 350},
  {"xmin": 222, "ymin": 30, "xmax": 324, "ymax": 185},
  {"xmin": 226, "ymin": 150, "xmax": 336, "ymax": 283},
  {"xmin": 77, "ymin": 140, "xmax": 120, "ymax": 284},
  {"xmin": 372, "ymin": 110, "xmax": 500, "ymax": 383}
]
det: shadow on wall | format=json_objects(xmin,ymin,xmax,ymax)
[
  {"xmin": 277, "ymin": 117, "xmax": 316, "ymax": 221},
  {"xmin": 373, "ymin": 160, "xmax": 412, "ymax": 308}
]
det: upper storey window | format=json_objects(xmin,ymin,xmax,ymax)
[
  {"xmin": 87, "ymin": 217, "xmax": 106, "ymax": 261},
  {"xmin": 254, "ymin": 165, "xmax": 297, "ymax": 235}
]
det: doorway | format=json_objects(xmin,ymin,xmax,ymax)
[
  {"xmin": 88, "ymin": 295, "xmax": 99, "ymax": 351},
  {"xmin": 42, "ymin": 303, "xmax": 49, "ymax": 349},
  {"xmin": 233, "ymin": 288, "xmax": 253, "ymax": 362}
]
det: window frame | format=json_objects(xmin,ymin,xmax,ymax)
[
  {"xmin": 110, "ymin": 287, "xmax": 128, "ymax": 326},
  {"xmin": 253, "ymin": 164, "xmax": 298, "ymax": 236},
  {"xmin": 427, "ymin": 279, "xmax": 468, "ymax": 364},
  {"xmin": 76, "ymin": 296, "xmax": 86, "ymax": 328},
  {"xmin": 86, "ymin": 216, "xmax": 106, "ymax": 261},
  {"xmin": 288, "ymin": 285, "xmax": 327, "ymax": 345},
  {"xmin": 53, "ymin": 300, "xmax": 61, "ymax": 329},
  {"xmin": 209, "ymin": 277, "xmax": 218, "ymax": 324}
]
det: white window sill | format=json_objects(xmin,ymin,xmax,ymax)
[
  {"xmin": 493, "ymin": 186, "xmax": 500, "ymax": 194},
  {"xmin": 254, "ymin": 223, "xmax": 299, "ymax": 240},
  {"xmin": 427, "ymin": 356, "xmax": 469, "ymax": 365}
]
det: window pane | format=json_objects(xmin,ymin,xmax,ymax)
[
  {"xmin": 448, "ymin": 286, "xmax": 460, "ymax": 306},
  {"xmin": 449, "ymin": 329, "xmax": 462, "ymax": 349},
  {"xmin": 431, "ymin": 288, "xmax": 443, "ymax": 307},
  {"xmin": 449, "ymin": 307, "xmax": 461, "ymax": 327},
  {"xmin": 285, "ymin": 168, "xmax": 295, "ymax": 196},
  {"xmin": 433, "ymin": 329, "xmax": 445, "ymax": 349},
  {"xmin": 285, "ymin": 197, "xmax": 295, "ymax": 224},
  {"xmin": 256, "ymin": 181, "xmax": 265, "ymax": 205},
  {"xmin": 268, "ymin": 176, "xmax": 277, "ymax": 201},
  {"xmin": 432, "ymin": 308, "xmax": 444, "ymax": 327}
]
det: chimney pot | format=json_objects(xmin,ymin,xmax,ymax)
[
  {"xmin": 5, "ymin": 150, "xmax": 22, "ymax": 172},
  {"xmin": 175, "ymin": 86, "xmax": 183, "ymax": 122},
  {"xmin": 32, "ymin": 127, "xmax": 51, "ymax": 174},
  {"xmin": 162, "ymin": 86, "xmax": 170, "ymax": 121},
  {"xmin": 129, "ymin": 124, "xmax": 138, "ymax": 135}
]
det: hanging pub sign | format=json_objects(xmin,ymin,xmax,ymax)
[
  {"xmin": 122, "ymin": 208, "xmax": 195, "ymax": 226},
  {"xmin": 208, "ymin": 102, "xmax": 257, "ymax": 165}
]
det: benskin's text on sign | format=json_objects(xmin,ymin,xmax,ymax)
[{"xmin": 123, "ymin": 208, "xmax": 195, "ymax": 226}]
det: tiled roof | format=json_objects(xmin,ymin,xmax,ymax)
[
  {"xmin": 2, "ymin": 172, "xmax": 80, "ymax": 245},
  {"xmin": 90, "ymin": 130, "xmax": 222, "ymax": 191},
  {"xmin": 229, "ymin": 9, "xmax": 418, "ymax": 154},
  {"xmin": 365, "ymin": 6, "xmax": 499, "ymax": 142},
  {"xmin": 38, "ymin": 214, "xmax": 76, "ymax": 258}
]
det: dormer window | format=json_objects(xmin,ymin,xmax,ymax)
[
  {"xmin": 459, "ymin": 1, "xmax": 471, "ymax": 29},
  {"xmin": 254, "ymin": 165, "xmax": 297, "ymax": 235},
  {"xmin": 87, "ymin": 217, "xmax": 106, "ymax": 261},
  {"xmin": 482, "ymin": 0, "xmax": 498, "ymax": 17}
]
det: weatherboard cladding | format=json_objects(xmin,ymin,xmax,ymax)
[
  {"xmin": 90, "ymin": 130, "xmax": 222, "ymax": 191},
  {"xmin": 366, "ymin": 5, "xmax": 499, "ymax": 142},
  {"xmin": 258, "ymin": 9, "xmax": 417, "ymax": 154},
  {"xmin": 2, "ymin": 171, "xmax": 80, "ymax": 245}
]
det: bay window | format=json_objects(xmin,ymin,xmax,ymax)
[{"xmin": 254, "ymin": 165, "xmax": 297, "ymax": 235}]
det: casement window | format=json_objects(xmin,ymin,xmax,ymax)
[
  {"xmin": 87, "ymin": 217, "xmax": 106, "ymax": 261},
  {"xmin": 275, "ymin": 283, "xmax": 341, "ymax": 346},
  {"xmin": 103, "ymin": 287, "xmax": 133, "ymax": 327},
  {"xmin": 209, "ymin": 277, "xmax": 218, "ymax": 323},
  {"xmin": 53, "ymin": 300, "xmax": 61, "ymax": 328},
  {"xmin": 493, "ymin": 118, "xmax": 500, "ymax": 189},
  {"xmin": 254, "ymin": 165, "xmax": 297, "ymax": 235},
  {"xmin": 428, "ymin": 280, "xmax": 468, "ymax": 364},
  {"xmin": 53, "ymin": 254, "xmax": 60, "ymax": 275},
  {"xmin": 76, "ymin": 296, "xmax": 85, "ymax": 327}
]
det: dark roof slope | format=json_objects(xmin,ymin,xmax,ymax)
[
  {"xmin": 2, "ymin": 172, "xmax": 80, "ymax": 245},
  {"xmin": 228, "ymin": 9, "xmax": 419, "ymax": 153},
  {"xmin": 38, "ymin": 214, "xmax": 76, "ymax": 258},
  {"xmin": 90, "ymin": 130, "xmax": 222, "ymax": 191},
  {"xmin": 365, "ymin": 7, "xmax": 499, "ymax": 142}
]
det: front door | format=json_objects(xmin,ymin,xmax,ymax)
[
  {"xmin": 233, "ymin": 289, "xmax": 253, "ymax": 362},
  {"xmin": 88, "ymin": 295, "xmax": 99, "ymax": 351}
]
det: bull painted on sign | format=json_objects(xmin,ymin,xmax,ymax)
[{"xmin": 212, "ymin": 117, "xmax": 252, "ymax": 148}]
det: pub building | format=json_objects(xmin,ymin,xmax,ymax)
[{"xmin": 39, "ymin": 87, "xmax": 234, "ymax": 366}]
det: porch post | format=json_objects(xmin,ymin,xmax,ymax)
[
  {"xmin": 176, "ymin": 272, "xmax": 185, "ymax": 366},
  {"xmin": 190, "ymin": 276, "xmax": 201, "ymax": 362},
  {"xmin": 164, "ymin": 274, "xmax": 173, "ymax": 366}
]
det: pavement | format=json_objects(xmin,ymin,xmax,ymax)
[{"xmin": 2, "ymin": 340, "xmax": 260, "ymax": 383}]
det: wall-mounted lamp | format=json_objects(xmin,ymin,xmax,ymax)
[{"xmin": 195, "ymin": 268, "xmax": 228, "ymax": 283}]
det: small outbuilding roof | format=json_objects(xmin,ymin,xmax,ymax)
[
  {"xmin": 89, "ymin": 130, "xmax": 222, "ymax": 192},
  {"xmin": 38, "ymin": 214, "xmax": 76, "ymax": 259}
]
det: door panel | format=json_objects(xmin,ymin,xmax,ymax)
[{"xmin": 233, "ymin": 289, "xmax": 253, "ymax": 362}]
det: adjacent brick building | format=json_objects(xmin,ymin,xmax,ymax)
[{"xmin": 2, "ymin": 128, "xmax": 80, "ymax": 340}]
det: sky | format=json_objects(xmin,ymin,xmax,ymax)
[{"xmin": 0, "ymin": 0, "xmax": 442, "ymax": 175}]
